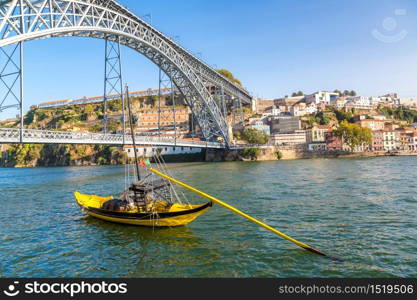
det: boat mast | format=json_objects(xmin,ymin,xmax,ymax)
[{"xmin": 125, "ymin": 85, "xmax": 141, "ymax": 182}]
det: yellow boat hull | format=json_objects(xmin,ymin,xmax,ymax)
[{"xmin": 74, "ymin": 192, "xmax": 212, "ymax": 227}]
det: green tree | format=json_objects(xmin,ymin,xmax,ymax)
[
  {"xmin": 333, "ymin": 108, "xmax": 353, "ymax": 123},
  {"xmin": 242, "ymin": 128, "xmax": 269, "ymax": 145},
  {"xmin": 84, "ymin": 104, "xmax": 95, "ymax": 115},
  {"xmin": 349, "ymin": 90, "xmax": 357, "ymax": 96},
  {"xmin": 291, "ymin": 91, "xmax": 304, "ymax": 97},
  {"xmin": 131, "ymin": 114, "xmax": 139, "ymax": 125},
  {"xmin": 334, "ymin": 121, "xmax": 372, "ymax": 151},
  {"xmin": 57, "ymin": 119, "xmax": 65, "ymax": 128},
  {"xmin": 315, "ymin": 111, "xmax": 330, "ymax": 125},
  {"xmin": 216, "ymin": 69, "xmax": 242, "ymax": 86},
  {"xmin": 242, "ymin": 148, "xmax": 260, "ymax": 160},
  {"xmin": 11, "ymin": 144, "xmax": 42, "ymax": 166},
  {"xmin": 107, "ymin": 119, "xmax": 120, "ymax": 133},
  {"xmin": 275, "ymin": 150, "xmax": 283, "ymax": 160}
]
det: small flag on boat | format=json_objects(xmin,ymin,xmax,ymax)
[{"xmin": 139, "ymin": 159, "xmax": 151, "ymax": 167}]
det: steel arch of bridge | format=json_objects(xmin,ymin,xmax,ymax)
[{"xmin": 0, "ymin": 0, "xmax": 252, "ymax": 146}]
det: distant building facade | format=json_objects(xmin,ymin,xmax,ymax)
[
  {"xmin": 270, "ymin": 116, "xmax": 301, "ymax": 133},
  {"xmin": 305, "ymin": 91, "xmax": 339, "ymax": 104},
  {"xmin": 270, "ymin": 130, "xmax": 307, "ymax": 146},
  {"xmin": 355, "ymin": 119, "xmax": 385, "ymax": 131},
  {"xmin": 124, "ymin": 145, "xmax": 202, "ymax": 158},
  {"xmin": 383, "ymin": 130, "xmax": 399, "ymax": 151},
  {"xmin": 136, "ymin": 107, "xmax": 190, "ymax": 136},
  {"xmin": 306, "ymin": 125, "xmax": 331, "ymax": 143},
  {"xmin": 371, "ymin": 130, "xmax": 384, "ymax": 151},
  {"xmin": 398, "ymin": 130, "xmax": 417, "ymax": 152},
  {"xmin": 306, "ymin": 125, "xmax": 331, "ymax": 151},
  {"xmin": 249, "ymin": 120, "xmax": 271, "ymax": 136},
  {"xmin": 325, "ymin": 131, "xmax": 343, "ymax": 151}
]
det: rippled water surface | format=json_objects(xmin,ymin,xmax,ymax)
[{"xmin": 0, "ymin": 157, "xmax": 416, "ymax": 277}]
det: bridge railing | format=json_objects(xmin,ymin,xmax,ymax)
[{"xmin": 0, "ymin": 128, "xmax": 224, "ymax": 148}]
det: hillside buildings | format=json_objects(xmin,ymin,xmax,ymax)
[
  {"xmin": 305, "ymin": 91, "xmax": 339, "ymax": 104},
  {"xmin": 250, "ymin": 89, "xmax": 417, "ymax": 154}
]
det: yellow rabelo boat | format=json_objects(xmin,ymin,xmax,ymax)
[
  {"xmin": 74, "ymin": 191, "xmax": 212, "ymax": 227},
  {"xmin": 75, "ymin": 85, "xmax": 212, "ymax": 227},
  {"xmin": 75, "ymin": 192, "xmax": 212, "ymax": 227}
]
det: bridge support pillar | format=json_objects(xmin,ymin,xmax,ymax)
[
  {"xmin": 232, "ymin": 97, "xmax": 244, "ymax": 127},
  {"xmin": 238, "ymin": 97, "xmax": 244, "ymax": 126},
  {"xmin": 158, "ymin": 69, "xmax": 177, "ymax": 144},
  {"xmin": 0, "ymin": 42, "xmax": 24, "ymax": 143},
  {"xmin": 218, "ymin": 86, "xmax": 230, "ymax": 144},
  {"xmin": 103, "ymin": 37, "xmax": 124, "ymax": 140}
]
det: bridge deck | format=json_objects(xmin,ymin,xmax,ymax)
[{"xmin": 0, "ymin": 129, "xmax": 225, "ymax": 149}]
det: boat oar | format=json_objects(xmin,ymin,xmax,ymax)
[{"xmin": 149, "ymin": 168, "xmax": 339, "ymax": 260}]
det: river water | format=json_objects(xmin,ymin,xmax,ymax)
[{"xmin": 0, "ymin": 157, "xmax": 416, "ymax": 278}]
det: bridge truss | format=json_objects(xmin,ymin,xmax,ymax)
[{"xmin": 0, "ymin": 0, "xmax": 251, "ymax": 147}]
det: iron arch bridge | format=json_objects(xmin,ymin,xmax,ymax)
[{"xmin": 0, "ymin": 0, "xmax": 251, "ymax": 147}]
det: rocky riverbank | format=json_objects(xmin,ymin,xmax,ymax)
[
  {"xmin": 0, "ymin": 144, "xmax": 206, "ymax": 168},
  {"xmin": 0, "ymin": 144, "xmax": 127, "ymax": 168},
  {"xmin": 205, "ymin": 146, "xmax": 417, "ymax": 162}
]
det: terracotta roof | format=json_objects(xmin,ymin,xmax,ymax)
[
  {"xmin": 358, "ymin": 119, "xmax": 385, "ymax": 123},
  {"xmin": 39, "ymin": 99, "xmax": 71, "ymax": 105},
  {"xmin": 315, "ymin": 125, "xmax": 331, "ymax": 130}
]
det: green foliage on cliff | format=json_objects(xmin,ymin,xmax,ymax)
[
  {"xmin": 216, "ymin": 69, "xmax": 242, "ymax": 86},
  {"xmin": 5, "ymin": 144, "xmax": 43, "ymax": 167},
  {"xmin": 378, "ymin": 107, "xmax": 417, "ymax": 123},
  {"xmin": 1, "ymin": 143, "xmax": 127, "ymax": 168},
  {"xmin": 332, "ymin": 109, "xmax": 354, "ymax": 123},
  {"xmin": 108, "ymin": 100, "xmax": 122, "ymax": 112},
  {"xmin": 275, "ymin": 150, "xmax": 283, "ymax": 160},
  {"xmin": 307, "ymin": 111, "xmax": 331, "ymax": 126},
  {"xmin": 242, "ymin": 128, "xmax": 269, "ymax": 145},
  {"xmin": 145, "ymin": 95, "xmax": 158, "ymax": 107},
  {"xmin": 243, "ymin": 148, "xmax": 260, "ymax": 160}
]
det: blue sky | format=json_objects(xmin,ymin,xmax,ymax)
[{"xmin": 1, "ymin": 0, "xmax": 417, "ymax": 119}]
